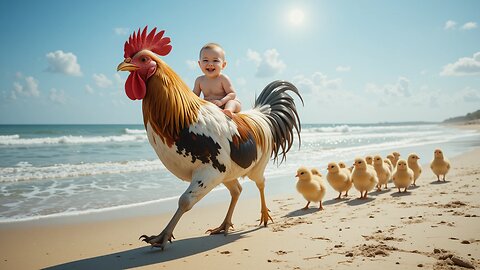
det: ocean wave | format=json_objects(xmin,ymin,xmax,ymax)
[
  {"xmin": 125, "ymin": 128, "xmax": 146, "ymax": 134},
  {"xmin": 0, "ymin": 134, "xmax": 147, "ymax": 146},
  {"xmin": 0, "ymin": 134, "xmax": 20, "ymax": 140},
  {"xmin": 302, "ymin": 125, "xmax": 351, "ymax": 133},
  {"xmin": 0, "ymin": 159, "xmax": 165, "ymax": 182}
]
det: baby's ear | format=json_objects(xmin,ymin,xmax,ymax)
[{"xmin": 222, "ymin": 61, "xmax": 227, "ymax": 69}]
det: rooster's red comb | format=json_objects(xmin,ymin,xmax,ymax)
[{"xmin": 124, "ymin": 26, "xmax": 172, "ymax": 58}]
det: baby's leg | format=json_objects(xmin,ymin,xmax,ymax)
[{"xmin": 224, "ymin": 100, "xmax": 241, "ymax": 113}]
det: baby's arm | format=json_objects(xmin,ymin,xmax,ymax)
[
  {"xmin": 219, "ymin": 75, "xmax": 237, "ymax": 106},
  {"xmin": 193, "ymin": 77, "xmax": 202, "ymax": 97}
]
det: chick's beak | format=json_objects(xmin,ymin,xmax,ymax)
[
  {"xmin": 295, "ymin": 173, "xmax": 299, "ymax": 178},
  {"xmin": 117, "ymin": 60, "xmax": 139, "ymax": 72}
]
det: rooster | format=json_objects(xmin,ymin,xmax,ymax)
[{"xmin": 117, "ymin": 27, "xmax": 303, "ymax": 249}]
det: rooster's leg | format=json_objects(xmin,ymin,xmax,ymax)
[
  {"xmin": 140, "ymin": 170, "xmax": 222, "ymax": 249},
  {"xmin": 255, "ymin": 178, "xmax": 273, "ymax": 226},
  {"xmin": 207, "ymin": 179, "xmax": 242, "ymax": 235}
]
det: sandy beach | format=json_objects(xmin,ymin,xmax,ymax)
[{"xmin": 0, "ymin": 142, "xmax": 479, "ymax": 270}]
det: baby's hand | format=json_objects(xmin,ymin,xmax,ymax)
[{"xmin": 212, "ymin": 100, "xmax": 223, "ymax": 106}]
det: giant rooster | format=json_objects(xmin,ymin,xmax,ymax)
[{"xmin": 117, "ymin": 26, "xmax": 303, "ymax": 249}]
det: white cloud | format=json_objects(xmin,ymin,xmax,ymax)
[
  {"xmin": 46, "ymin": 50, "xmax": 82, "ymax": 76},
  {"xmin": 444, "ymin": 20, "xmax": 457, "ymax": 30},
  {"xmin": 93, "ymin": 73, "xmax": 113, "ymax": 88},
  {"xmin": 292, "ymin": 72, "xmax": 345, "ymax": 104},
  {"xmin": 336, "ymin": 66, "xmax": 351, "ymax": 72},
  {"xmin": 365, "ymin": 76, "xmax": 411, "ymax": 98},
  {"xmin": 114, "ymin": 27, "xmax": 129, "ymax": 35},
  {"xmin": 440, "ymin": 52, "xmax": 480, "ymax": 76},
  {"xmin": 461, "ymin": 22, "xmax": 477, "ymax": 30},
  {"xmin": 236, "ymin": 77, "xmax": 247, "ymax": 86},
  {"xmin": 461, "ymin": 87, "xmax": 480, "ymax": 102},
  {"xmin": 186, "ymin": 60, "xmax": 198, "ymax": 70},
  {"xmin": 85, "ymin": 84, "xmax": 94, "ymax": 94},
  {"xmin": 247, "ymin": 48, "xmax": 286, "ymax": 77},
  {"xmin": 49, "ymin": 88, "xmax": 66, "ymax": 104},
  {"xmin": 25, "ymin": 76, "xmax": 40, "ymax": 97},
  {"xmin": 11, "ymin": 75, "xmax": 40, "ymax": 98}
]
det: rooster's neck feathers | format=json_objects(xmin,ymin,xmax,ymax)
[{"xmin": 143, "ymin": 58, "xmax": 206, "ymax": 146}]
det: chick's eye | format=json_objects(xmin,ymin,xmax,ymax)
[{"xmin": 300, "ymin": 172, "xmax": 304, "ymax": 175}]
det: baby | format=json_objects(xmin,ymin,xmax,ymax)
[{"xmin": 193, "ymin": 43, "xmax": 241, "ymax": 116}]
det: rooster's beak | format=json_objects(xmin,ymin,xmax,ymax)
[{"xmin": 117, "ymin": 61, "xmax": 139, "ymax": 72}]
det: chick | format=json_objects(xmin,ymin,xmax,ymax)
[
  {"xmin": 339, "ymin": 161, "xmax": 354, "ymax": 172},
  {"xmin": 392, "ymin": 159, "xmax": 414, "ymax": 192},
  {"xmin": 365, "ymin": 155, "xmax": 374, "ymax": 166},
  {"xmin": 326, "ymin": 162, "xmax": 352, "ymax": 199},
  {"xmin": 430, "ymin": 148, "xmax": 450, "ymax": 181},
  {"xmin": 295, "ymin": 167, "xmax": 326, "ymax": 210},
  {"xmin": 386, "ymin": 154, "xmax": 396, "ymax": 168},
  {"xmin": 373, "ymin": 155, "xmax": 392, "ymax": 190},
  {"xmin": 351, "ymin": 158, "xmax": 378, "ymax": 199},
  {"xmin": 392, "ymin": 151, "xmax": 401, "ymax": 167},
  {"xmin": 407, "ymin": 153, "xmax": 422, "ymax": 186},
  {"xmin": 383, "ymin": 158, "xmax": 394, "ymax": 175},
  {"xmin": 311, "ymin": 168, "xmax": 322, "ymax": 177}
]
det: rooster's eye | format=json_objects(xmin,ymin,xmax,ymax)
[{"xmin": 141, "ymin": 57, "xmax": 147, "ymax": 62}]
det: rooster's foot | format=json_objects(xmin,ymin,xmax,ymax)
[
  {"xmin": 259, "ymin": 209, "xmax": 273, "ymax": 226},
  {"xmin": 139, "ymin": 231, "xmax": 175, "ymax": 250},
  {"xmin": 206, "ymin": 221, "xmax": 234, "ymax": 235}
]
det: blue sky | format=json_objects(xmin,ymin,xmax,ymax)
[{"xmin": 0, "ymin": 0, "xmax": 479, "ymax": 124}]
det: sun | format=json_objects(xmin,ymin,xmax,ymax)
[{"xmin": 289, "ymin": 8, "xmax": 305, "ymax": 26}]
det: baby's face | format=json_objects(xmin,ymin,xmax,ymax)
[{"xmin": 199, "ymin": 48, "xmax": 226, "ymax": 78}]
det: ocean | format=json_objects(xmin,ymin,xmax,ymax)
[{"xmin": 0, "ymin": 123, "xmax": 479, "ymax": 223}]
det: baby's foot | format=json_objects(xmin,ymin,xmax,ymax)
[{"xmin": 222, "ymin": 109, "xmax": 234, "ymax": 118}]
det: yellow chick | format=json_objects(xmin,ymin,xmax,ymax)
[
  {"xmin": 365, "ymin": 155, "xmax": 373, "ymax": 165},
  {"xmin": 373, "ymin": 155, "xmax": 392, "ymax": 190},
  {"xmin": 392, "ymin": 159, "xmax": 414, "ymax": 192},
  {"xmin": 326, "ymin": 162, "xmax": 352, "ymax": 199},
  {"xmin": 430, "ymin": 148, "xmax": 450, "ymax": 181},
  {"xmin": 392, "ymin": 151, "xmax": 401, "ymax": 168},
  {"xmin": 351, "ymin": 158, "xmax": 378, "ymax": 199},
  {"xmin": 339, "ymin": 161, "xmax": 354, "ymax": 172},
  {"xmin": 311, "ymin": 168, "xmax": 322, "ymax": 177},
  {"xmin": 386, "ymin": 154, "xmax": 396, "ymax": 168},
  {"xmin": 295, "ymin": 167, "xmax": 326, "ymax": 210},
  {"xmin": 407, "ymin": 153, "xmax": 422, "ymax": 186},
  {"xmin": 383, "ymin": 158, "xmax": 394, "ymax": 175}
]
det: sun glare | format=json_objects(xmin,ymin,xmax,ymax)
[{"xmin": 289, "ymin": 8, "xmax": 305, "ymax": 26}]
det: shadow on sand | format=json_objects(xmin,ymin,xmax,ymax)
[
  {"xmin": 430, "ymin": 180, "xmax": 450, "ymax": 185},
  {"xmin": 390, "ymin": 191, "xmax": 412, "ymax": 197},
  {"xmin": 323, "ymin": 197, "xmax": 351, "ymax": 206},
  {"xmin": 44, "ymin": 227, "xmax": 260, "ymax": 270},
  {"xmin": 370, "ymin": 188, "xmax": 392, "ymax": 196},
  {"xmin": 345, "ymin": 197, "xmax": 375, "ymax": 206},
  {"xmin": 283, "ymin": 207, "xmax": 320, "ymax": 218}
]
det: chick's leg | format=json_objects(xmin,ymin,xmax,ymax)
[
  {"xmin": 207, "ymin": 179, "xmax": 242, "ymax": 235},
  {"xmin": 303, "ymin": 201, "xmax": 311, "ymax": 210},
  {"xmin": 140, "ymin": 170, "xmax": 221, "ymax": 249}
]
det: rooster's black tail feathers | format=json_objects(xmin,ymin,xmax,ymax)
[{"xmin": 254, "ymin": 80, "xmax": 303, "ymax": 163}]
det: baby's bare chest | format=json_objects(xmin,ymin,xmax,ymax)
[{"xmin": 200, "ymin": 79, "xmax": 225, "ymax": 97}]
